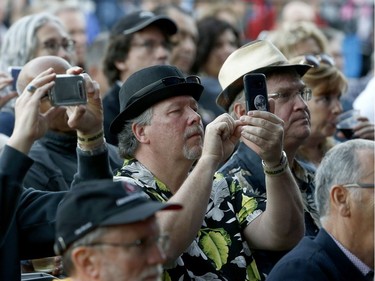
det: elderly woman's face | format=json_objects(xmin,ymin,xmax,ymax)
[{"xmin": 34, "ymin": 21, "xmax": 75, "ymax": 64}]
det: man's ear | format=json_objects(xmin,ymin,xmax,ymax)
[
  {"xmin": 330, "ymin": 185, "xmax": 351, "ymax": 217},
  {"xmin": 233, "ymin": 102, "xmax": 246, "ymax": 118},
  {"xmin": 132, "ymin": 122, "xmax": 150, "ymax": 144},
  {"xmin": 71, "ymin": 246, "xmax": 100, "ymax": 279}
]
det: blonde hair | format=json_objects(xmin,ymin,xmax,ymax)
[{"xmin": 266, "ymin": 21, "xmax": 328, "ymax": 58}]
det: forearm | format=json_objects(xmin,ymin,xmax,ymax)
[
  {"xmin": 157, "ymin": 156, "xmax": 218, "ymax": 262},
  {"xmin": 247, "ymin": 167, "xmax": 304, "ymax": 250},
  {"xmin": 0, "ymin": 145, "xmax": 33, "ymax": 246},
  {"xmin": 71, "ymin": 142, "xmax": 113, "ymax": 187}
]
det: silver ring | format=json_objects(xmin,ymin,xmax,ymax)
[{"xmin": 27, "ymin": 85, "xmax": 37, "ymax": 93}]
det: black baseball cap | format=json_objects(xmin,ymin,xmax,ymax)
[
  {"xmin": 54, "ymin": 179, "xmax": 181, "ymax": 255},
  {"xmin": 109, "ymin": 65, "xmax": 204, "ymax": 134},
  {"xmin": 111, "ymin": 10, "xmax": 177, "ymax": 36}
]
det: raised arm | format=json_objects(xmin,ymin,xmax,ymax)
[
  {"xmin": 241, "ymin": 110, "xmax": 304, "ymax": 250},
  {"xmin": 157, "ymin": 113, "xmax": 243, "ymax": 261}
]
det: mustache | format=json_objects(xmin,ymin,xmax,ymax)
[{"xmin": 184, "ymin": 125, "xmax": 204, "ymax": 140}]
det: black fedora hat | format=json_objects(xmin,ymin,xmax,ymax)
[{"xmin": 109, "ymin": 65, "xmax": 204, "ymax": 134}]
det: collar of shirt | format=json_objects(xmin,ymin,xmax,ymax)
[{"xmin": 329, "ymin": 232, "xmax": 373, "ymax": 276}]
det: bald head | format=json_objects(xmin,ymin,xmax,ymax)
[{"xmin": 17, "ymin": 56, "xmax": 72, "ymax": 94}]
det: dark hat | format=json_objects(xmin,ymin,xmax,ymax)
[
  {"xmin": 109, "ymin": 65, "xmax": 204, "ymax": 134},
  {"xmin": 216, "ymin": 40, "xmax": 312, "ymax": 111},
  {"xmin": 111, "ymin": 10, "xmax": 177, "ymax": 36},
  {"xmin": 54, "ymin": 179, "xmax": 181, "ymax": 255}
]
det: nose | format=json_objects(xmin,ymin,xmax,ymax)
[
  {"xmin": 154, "ymin": 42, "xmax": 170, "ymax": 61},
  {"xmin": 148, "ymin": 241, "xmax": 167, "ymax": 265},
  {"xmin": 332, "ymin": 98, "xmax": 343, "ymax": 115},
  {"xmin": 57, "ymin": 47, "xmax": 73, "ymax": 63},
  {"xmin": 188, "ymin": 108, "xmax": 202, "ymax": 125},
  {"xmin": 294, "ymin": 93, "xmax": 309, "ymax": 111},
  {"xmin": 182, "ymin": 37, "xmax": 196, "ymax": 53}
]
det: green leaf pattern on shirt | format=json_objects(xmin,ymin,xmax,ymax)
[{"xmin": 199, "ymin": 228, "xmax": 231, "ymax": 270}]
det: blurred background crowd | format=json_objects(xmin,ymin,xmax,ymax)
[
  {"xmin": 0, "ymin": 0, "xmax": 373, "ymax": 77},
  {"xmin": 0, "ymin": 0, "xmax": 373, "ymax": 130}
]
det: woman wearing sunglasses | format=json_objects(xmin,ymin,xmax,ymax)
[{"xmin": 290, "ymin": 55, "xmax": 374, "ymax": 169}]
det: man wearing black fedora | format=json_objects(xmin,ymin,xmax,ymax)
[
  {"xmin": 110, "ymin": 64, "xmax": 304, "ymax": 280},
  {"xmin": 102, "ymin": 10, "xmax": 177, "ymax": 146},
  {"xmin": 216, "ymin": 39, "xmax": 319, "ymax": 276}
]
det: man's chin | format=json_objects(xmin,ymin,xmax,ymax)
[{"xmin": 184, "ymin": 145, "xmax": 202, "ymax": 161}]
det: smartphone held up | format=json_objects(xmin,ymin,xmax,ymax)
[{"xmin": 243, "ymin": 73, "xmax": 269, "ymax": 112}]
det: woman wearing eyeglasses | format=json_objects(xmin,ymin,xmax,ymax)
[
  {"xmin": 0, "ymin": 12, "xmax": 76, "ymax": 139},
  {"xmin": 290, "ymin": 55, "xmax": 374, "ymax": 168}
]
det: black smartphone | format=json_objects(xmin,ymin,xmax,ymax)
[
  {"xmin": 49, "ymin": 74, "xmax": 87, "ymax": 106},
  {"xmin": 8, "ymin": 66, "xmax": 22, "ymax": 92},
  {"xmin": 243, "ymin": 73, "xmax": 269, "ymax": 112}
]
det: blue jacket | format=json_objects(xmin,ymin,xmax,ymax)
[{"xmin": 267, "ymin": 228, "xmax": 370, "ymax": 281}]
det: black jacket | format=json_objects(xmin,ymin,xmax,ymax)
[{"xmin": 0, "ymin": 144, "xmax": 112, "ymax": 281}]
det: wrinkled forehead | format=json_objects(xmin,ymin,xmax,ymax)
[{"xmin": 265, "ymin": 71, "xmax": 305, "ymax": 93}]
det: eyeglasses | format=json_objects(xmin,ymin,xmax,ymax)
[
  {"xmin": 129, "ymin": 75, "xmax": 201, "ymax": 103},
  {"xmin": 41, "ymin": 38, "xmax": 76, "ymax": 54},
  {"xmin": 299, "ymin": 53, "xmax": 335, "ymax": 68},
  {"xmin": 131, "ymin": 39, "xmax": 173, "ymax": 52},
  {"xmin": 269, "ymin": 88, "xmax": 312, "ymax": 103},
  {"xmin": 342, "ymin": 183, "xmax": 374, "ymax": 189},
  {"xmin": 85, "ymin": 234, "xmax": 170, "ymax": 255}
]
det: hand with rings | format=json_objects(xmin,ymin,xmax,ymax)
[
  {"xmin": 26, "ymin": 84, "xmax": 37, "ymax": 94},
  {"xmin": 8, "ymin": 68, "xmax": 60, "ymax": 154}
]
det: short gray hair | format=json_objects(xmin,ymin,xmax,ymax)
[
  {"xmin": 62, "ymin": 226, "xmax": 110, "ymax": 275},
  {"xmin": 118, "ymin": 107, "xmax": 153, "ymax": 159},
  {"xmin": 314, "ymin": 139, "xmax": 374, "ymax": 220}
]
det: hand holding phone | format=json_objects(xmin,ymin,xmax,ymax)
[{"xmin": 243, "ymin": 73, "xmax": 269, "ymax": 112}]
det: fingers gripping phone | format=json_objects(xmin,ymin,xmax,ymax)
[
  {"xmin": 49, "ymin": 74, "xmax": 87, "ymax": 106},
  {"xmin": 243, "ymin": 73, "xmax": 269, "ymax": 112}
]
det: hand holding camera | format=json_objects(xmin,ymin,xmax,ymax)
[{"xmin": 62, "ymin": 67, "xmax": 104, "ymax": 140}]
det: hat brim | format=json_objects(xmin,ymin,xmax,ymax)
[
  {"xmin": 110, "ymin": 83, "xmax": 203, "ymax": 134},
  {"xmin": 101, "ymin": 200, "xmax": 182, "ymax": 226},
  {"xmin": 124, "ymin": 16, "xmax": 177, "ymax": 36},
  {"xmin": 216, "ymin": 64, "xmax": 311, "ymax": 112}
]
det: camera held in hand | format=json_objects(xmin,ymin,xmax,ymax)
[{"xmin": 49, "ymin": 74, "xmax": 87, "ymax": 106}]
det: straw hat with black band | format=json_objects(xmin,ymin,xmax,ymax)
[{"xmin": 216, "ymin": 40, "xmax": 312, "ymax": 112}]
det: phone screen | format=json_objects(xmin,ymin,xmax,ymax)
[
  {"xmin": 8, "ymin": 66, "xmax": 22, "ymax": 92},
  {"xmin": 243, "ymin": 73, "xmax": 269, "ymax": 112}
]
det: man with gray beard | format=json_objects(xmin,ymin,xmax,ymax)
[{"xmin": 110, "ymin": 64, "xmax": 304, "ymax": 280}]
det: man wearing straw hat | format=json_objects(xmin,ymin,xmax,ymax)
[{"xmin": 216, "ymin": 39, "xmax": 319, "ymax": 276}]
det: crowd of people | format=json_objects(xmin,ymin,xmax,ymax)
[{"xmin": 0, "ymin": 0, "xmax": 373, "ymax": 281}]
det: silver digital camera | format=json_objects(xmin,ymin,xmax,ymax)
[{"xmin": 49, "ymin": 74, "xmax": 87, "ymax": 106}]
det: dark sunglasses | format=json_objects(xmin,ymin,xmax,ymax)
[
  {"xmin": 300, "ymin": 53, "xmax": 335, "ymax": 68},
  {"xmin": 129, "ymin": 75, "xmax": 201, "ymax": 103}
]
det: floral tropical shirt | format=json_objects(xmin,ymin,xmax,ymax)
[
  {"xmin": 218, "ymin": 142, "xmax": 320, "ymax": 276},
  {"xmin": 114, "ymin": 159, "xmax": 264, "ymax": 281}
]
